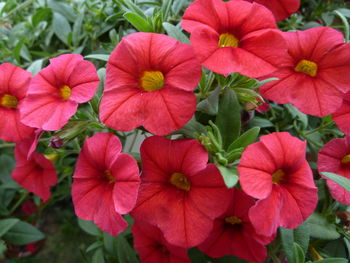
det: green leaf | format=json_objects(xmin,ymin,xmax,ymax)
[
  {"xmin": 0, "ymin": 155, "xmax": 15, "ymax": 183},
  {"xmin": 52, "ymin": 12, "xmax": 72, "ymax": 45},
  {"xmin": 197, "ymin": 86, "xmax": 221, "ymax": 115},
  {"xmin": 314, "ymin": 259, "xmax": 348, "ymax": 263},
  {"xmin": 27, "ymin": 59, "xmax": 44, "ymax": 75},
  {"xmin": 84, "ymin": 54, "xmax": 110, "ymax": 62},
  {"xmin": 32, "ymin": 8, "xmax": 51, "ymax": 27},
  {"xmin": 115, "ymin": 236, "xmax": 138, "ymax": 263},
  {"xmin": 216, "ymin": 87, "xmax": 241, "ymax": 149},
  {"xmin": 2, "ymin": 221, "xmax": 45, "ymax": 245},
  {"xmin": 0, "ymin": 218, "xmax": 19, "ymax": 237},
  {"xmin": 321, "ymin": 172, "xmax": 350, "ymax": 192},
  {"xmin": 280, "ymin": 228, "xmax": 295, "ymax": 263},
  {"xmin": 92, "ymin": 248, "xmax": 105, "ymax": 263},
  {"xmin": 294, "ymin": 221, "xmax": 310, "ymax": 254},
  {"xmin": 72, "ymin": 12, "xmax": 84, "ymax": 47},
  {"xmin": 306, "ymin": 213, "xmax": 340, "ymax": 240},
  {"xmin": 176, "ymin": 117, "xmax": 207, "ymax": 138},
  {"xmin": 218, "ymin": 165, "xmax": 239, "ymax": 188},
  {"xmin": 86, "ymin": 241, "xmax": 103, "ymax": 253},
  {"xmin": 249, "ymin": 117, "xmax": 274, "ymax": 128},
  {"xmin": 293, "ymin": 243, "xmax": 305, "ymax": 263},
  {"xmin": 162, "ymin": 22, "xmax": 190, "ymax": 44},
  {"xmin": 285, "ymin": 104, "xmax": 308, "ymax": 128},
  {"xmin": 78, "ymin": 218, "xmax": 101, "ymax": 236},
  {"xmin": 124, "ymin": 12, "xmax": 153, "ymax": 32},
  {"xmin": 0, "ymin": 239, "xmax": 6, "ymax": 257},
  {"xmin": 227, "ymin": 127, "xmax": 260, "ymax": 152}
]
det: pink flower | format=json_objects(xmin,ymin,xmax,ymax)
[
  {"xmin": 238, "ymin": 132, "xmax": 318, "ymax": 237},
  {"xmin": 12, "ymin": 136, "xmax": 57, "ymax": 201},
  {"xmin": 100, "ymin": 32, "xmax": 201, "ymax": 135},
  {"xmin": 72, "ymin": 132, "xmax": 140, "ymax": 236},
  {"xmin": 0, "ymin": 63, "xmax": 34, "ymax": 142},
  {"xmin": 20, "ymin": 54, "xmax": 99, "ymax": 131}
]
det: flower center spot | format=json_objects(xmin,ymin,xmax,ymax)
[
  {"xmin": 170, "ymin": 172, "xmax": 190, "ymax": 191},
  {"xmin": 225, "ymin": 216, "xmax": 242, "ymax": 225},
  {"xmin": 1, "ymin": 94, "xmax": 18, "ymax": 109},
  {"xmin": 103, "ymin": 170, "xmax": 116, "ymax": 184},
  {"xmin": 272, "ymin": 169, "xmax": 285, "ymax": 184},
  {"xmin": 218, "ymin": 33, "xmax": 239, "ymax": 48},
  {"xmin": 341, "ymin": 154, "xmax": 350, "ymax": 164},
  {"xmin": 294, "ymin": 59, "xmax": 318, "ymax": 77},
  {"xmin": 140, "ymin": 71, "xmax": 164, "ymax": 92},
  {"xmin": 59, "ymin": 85, "xmax": 71, "ymax": 100}
]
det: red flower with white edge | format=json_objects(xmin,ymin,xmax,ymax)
[
  {"xmin": 72, "ymin": 132, "xmax": 140, "ymax": 236},
  {"xmin": 182, "ymin": 0, "xmax": 287, "ymax": 77},
  {"xmin": 131, "ymin": 136, "xmax": 231, "ymax": 248},
  {"xmin": 20, "ymin": 54, "xmax": 99, "ymax": 131},
  {"xmin": 260, "ymin": 27, "xmax": 350, "ymax": 117},
  {"xmin": 132, "ymin": 220, "xmax": 190, "ymax": 263},
  {"xmin": 332, "ymin": 92, "xmax": 350, "ymax": 135},
  {"xmin": 245, "ymin": 0, "xmax": 300, "ymax": 21},
  {"xmin": 198, "ymin": 188, "xmax": 274, "ymax": 262},
  {"xmin": 12, "ymin": 136, "xmax": 57, "ymax": 201},
  {"xmin": 99, "ymin": 32, "xmax": 201, "ymax": 136},
  {"xmin": 318, "ymin": 136, "xmax": 350, "ymax": 205},
  {"xmin": 0, "ymin": 63, "xmax": 34, "ymax": 142},
  {"xmin": 238, "ymin": 132, "xmax": 318, "ymax": 237}
]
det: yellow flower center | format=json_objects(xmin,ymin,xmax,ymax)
[
  {"xmin": 59, "ymin": 85, "xmax": 71, "ymax": 100},
  {"xmin": 218, "ymin": 33, "xmax": 239, "ymax": 48},
  {"xmin": 170, "ymin": 172, "xmax": 190, "ymax": 191},
  {"xmin": 1, "ymin": 94, "xmax": 18, "ymax": 109},
  {"xmin": 294, "ymin": 59, "xmax": 318, "ymax": 77},
  {"xmin": 341, "ymin": 154, "xmax": 350, "ymax": 164},
  {"xmin": 272, "ymin": 169, "xmax": 285, "ymax": 184},
  {"xmin": 225, "ymin": 216, "xmax": 242, "ymax": 225},
  {"xmin": 140, "ymin": 71, "xmax": 164, "ymax": 92},
  {"xmin": 104, "ymin": 170, "xmax": 116, "ymax": 184}
]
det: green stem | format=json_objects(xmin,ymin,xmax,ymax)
[
  {"xmin": 334, "ymin": 10, "xmax": 350, "ymax": 43},
  {"xmin": 9, "ymin": 192, "xmax": 29, "ymax": 214},
  {"xmin": 304, "ymin": 121, "xmax": 333, "ymax": 136},
  {"xmin": 2, "ymin": 0, "xmax": 35, "ymax": 19}
]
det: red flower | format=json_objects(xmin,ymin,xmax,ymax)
[
  {"xmin": 246, "ymin": 0, "xmax": 300, "ymax": 21},
  {"xmin": 72, "ymin": 132, "xmax": 140, "ymax": 236},
  {"xmin": 181, "ymin": 0, "xmax": 287, "ymax": 77},
  {"xmin": 131, "ymin": 136, "xmax": 231, "ymax": 248},
  {"xmin": 0, "ymin": 63, "xmax": 34, "ymax": 142},
  {"xmin": 12, "ymin": 136, "xmax": 57, "ymax": 201},
  {"xmin": 238, "ymin": 132, "xmax": 318, "ymax": 237},
  {"xmin": 198, "ymin": 189, "xmax": 273, "ymax": 262},
  {"xmin": 132, "ymin": 220, "xmax": 190, "ymax": 263},
  {"xmin": 318, "ymin": 137, "xmax": 350, "ymax": 204},
  {"xmin": 260, "ymin": 27, "xmax": 350, "ymax": 117},
  {"xmin": 99, "ymin": 33, "xmax": 201, "ymax": 136},
  {"xmin": 21, "ymin": 200, "xmax": 38, "ymax": 216},
  {"xmin": 20, "ymin": 54, "xmax": 99, "ymax": 131},
  {"xmin": 332, "ymin": 92, "xmax": 350, "ymax": 134}
]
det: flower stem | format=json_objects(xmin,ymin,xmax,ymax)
[{"xmin": 334, "ymin": 10, "xmax": 350, "ymax": 43}]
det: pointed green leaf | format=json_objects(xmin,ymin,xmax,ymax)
[
  {"xmin": 280, "ymin": 228, "xmax": 295, "ymax": 263},
  {"xmin": 124, "ymin": 12, "xmax": 153, "ymax": 32},
  {"xmin": 162, "ymin": 22, "xmax": 190, "ymax": 44},
  {"xmin": 216, "ymin": 87, "xmax": 241, "ymax": 149},
  {"xmin": 197, "ymin": 86, "xmax": 221, "ymax": 115},
  {"xmin": 0, "ymin": 218, "xmax": 19, "ymax": 237},
  {"xmin": 218, "ymin": 165, "xmax": 238, "ymax": 188},
  {"xmin": 306, "ymin": 213, "xmax": 340, "ymax": 240},
  {"xmin": 227, "ymin": 127, "xmax": 260, "ymax": 151},
  {"xmin": 2, "ymin": 221, "xmax": 45, "ymax": 245}
]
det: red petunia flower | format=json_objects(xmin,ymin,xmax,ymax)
[
  {"xmin": 332, "ymin": 92, "xmax": 350, "ymax": 134},
  {"xmin": 72, "ymin": 132, "xmax": 140, "ymax": 236},
  {"xmin": 132, "ymin": 220, "xmax": 190, "ymax": 263},
  {"xmin": 181, "ymin": 0, "xmax": 287, "ymax": 77},
  {"xmin": 318, "ymin": 136, "xmax": 350, "ymax": 204},
  {"xmin": 238, "ymin": 132, "xmax": 318, "ymax": 237},
  {"xmin": 0, "ymin": 63, "xmax": 34, "ymax": 142},
  {"xmin": 131, "ymin": 136, "xmax": 231, "ymax": 248},
  {"xmin": 260, "ymin": 27, "xmax": 350, "ymax": 117},
  {"xmin": 11, "ymin": 136, "xmax": 57, "ymax": 201},
  {"xmin": 20, "ymin": 54, "xmax": 99, "ymax": 131},
  {"xmin": 198, "ymin": 188, "xmax": 274, "ymax": 262},
  {"xmin": 99, "ymin": 33, "xmax": 201, "ymax": 136},
  {"xmin": 245, "ymin": 0, "xmax": 300, "ymax": 22}
]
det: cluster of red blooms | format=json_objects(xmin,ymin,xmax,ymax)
[{"xmin": 1, "ymin": 0, "xmax": 350, "ymax": 262}]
